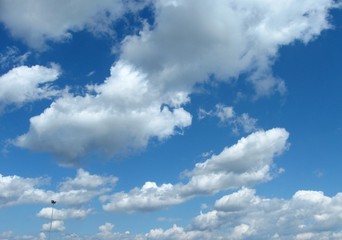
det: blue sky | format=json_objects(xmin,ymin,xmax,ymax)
[{"xmin": 0, "ymin": 0, "xmax": 342, "ymax": 239}]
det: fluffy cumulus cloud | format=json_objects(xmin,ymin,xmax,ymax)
[
  {"xmin": 0, "ymin": 173, "xmax": 49, "ymax": 208},
  {"xmin": 1, "ymin": 1, "xmax": 342, "ymax": 240},
  {"xmin": 0, "ymin": 64, "xmax": 61, "ymax": 111},
  {"xmin": 58, "ymin": 168, "xmax": 117, "ymax": 191},
  {"xmin": 181, "ymin": 128, "xmax": 289, "ymax": 195},
  {"xmin": 94, "ymin": 189, "xmax": 342, "ymax": 240},
  {"xmin": 37, "ymin": 207, "xmax": 92, "ymax": 220},
  {"xmin": 95, "ymin": 223, "xmax": 210, "ymax": 240},
  {"xmin": 101, "ymin": 181, "xmax": 185, "ymax": 212},
  {"xmin": 15, "ymin": 62, "xmax": 192, "ymax": 166},
  {"xmin": 145, "ymin": 224, "xmax": 211, "ymax": 240},
  {"xmin": 98, "ymin": 223, "xmax": 115, "ymax": 239},
  {"xmin": 0, "ymin": 169, "xmax": 117, "ymax": 208},
  {"xmin": 0, "ymin": 0, "xmax": 128, "ymax": 49},
  {"xmin": 96, "ymin": 223, "xmax": 136, "ymax": 239},
  {"xmin": 187, "ymin": 188, "xmax": 342, "ymax": 239},
  {"xmin": 42, "ymin": 220, "xmax": 65, "ymax": 232},
  {"xmin": 3, "ymin": 189, "xmax": 342, "ymax": 239},
  {"xmin": 101, "ymin": 128, "xmax": 289, "ymax": 212},
  {"xmin": 121, "ymin": 0, "xmax": 336, "ymax": 96}
]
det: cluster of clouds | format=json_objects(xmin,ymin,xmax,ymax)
[
  {"xmin": 191, "ymin": 188, "xmax": 342, "ymax": 239},
  {"xmin": 1, "ymin": 0, "xmax": 342, "ymax": 239},
  {"xmin": 0, "ymin": 169, "xmax": 116, "ymax": 232},
  {"xmin": 198, "ymin": 104, "xmax": 258, "ymax": 134},
  {"xmin": 3, "ymin": 184, "xmax": 342, "ymax": 240},
  {"xmin": 0, "ymin": 0, "xmax": 338, "ymax": 166},
  {"xmin": 0, "ymin": 168, "xmax": 117, "ymax": 208},
  {"xmin": 101, "ymin": 128, "xmax": 289, "ymax": 212},
  {"xmin": 1, "ymin": 127, "xmax": 342, "ymax": 238},
  {"xmin": 1, "ymin": 128, "xmax": 288, "ymax": 228},
  {"xmin": 3, "ymin": 128, "xmax": 342, "ymax": 239},
  {"xmin": 141, "ymin": 188, "xmax": 342, "ymax": 240}
]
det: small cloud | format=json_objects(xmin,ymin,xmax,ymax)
[
  {"xmin": 86, "ymin": 70, "xmax": 95, "ymax": 77},
  {"xmin": 198, "ymin": 108, "xmax": 210, "ymax": 120},
  {"xmin": 231, "ymin": 113, "xmax": 258, "ymax": 135},
  {"xmin": 201, "ymin": 150, "xmax": 213, "ymax": 158},
  {"xmin": 157, "ymin": 217, "xmax": 181, "ymax": 222},
  {"xmin": 0, "ymin": 64, "xmax": 61, "ymax": 112},
  {"xmin": 37, "ymin": 207, "xmax": 93, "ymax": 220},
  {"xmin": 200, "ymin": 203, "xmax": 208, "ymax": 210},
  {"xmin": 0, "ymin": 46, "xmax": 31, "ymax": 70},
  {"xmin": 41, "ymin": 220, "xmax": 65, "ymax": 232},
  {"xmin": 314, "ymin": 170, "xmax": 324, "ymax": 178},
  {"xmin": 198, "ymin": 104, "xmax": 258, "ymax": 134},
  {"xmin": 0, "ymin": 169, "xmax": 117, "ymax": 208},
  {"xmin": 215, "ymin": 104, "xmax": 235, "ymax": 122},
  {"xmin": 39, "ymin": 232, "xmax": 46, "ymax": 240}
]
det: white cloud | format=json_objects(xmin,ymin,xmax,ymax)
[
  {"xmin": 50, "ymin": 169, "xmax": 117, "ymax": 206},
  {"xmin": 198, "ymin": 104, "xmax": 234, "ymax": 122},
  {"xmin": 37, "ymin": 207, "xmax": 92, "ymax": 220},
  {"xmin": 182, "ymin": 128, "xmax": 289, "ymax": 195},
  {"xmin": 39, "ymin": 232, "xmax": 46, "ymax": 240},
  {"xmin": 0, "ymin": 173, "xmax": 48, "ymax": 208},
  {"xmin": 101, "ymin": 128, "xmax": 289, "ymax": 212},
  {"xmin": 198, "ymin": 104, "xmax": 258, "ymax": 134},
  {"xmin": 0, "ymin": 231, "xmax": 37, "ymax": 240},
  {"xmin": 60, "ymin": 233, "xmax": 84, "ymax": 240},
  {"xmin": 214, "ymin": 187, "xmax": 258, "ymax": 212},
  {"xmin": 58, "ymin": 169, "xmax": 117, "ymax": 191},
  {"xmin": 0, "ymin": 169, "xmax": 116, "ymax": 208},
  {"xmin": 232, "ymin": 224, "xmax": 253, "ymax": 239},
  {"xmin": 215, "ymin": 104, "xmax": 235, "ymax": 123},
  {"xmin": 189, "ymin": 188, "xmax": 342, "ymax": 239},
  {"xmin": 0, "ymin": 0, "xmax": 127, "ymax": 49},
  {"xmin": 16, "ymin": 62, "xmax": 192, "ymax": 166},
  {"xmin": 86, "ymin": 71, "xmax": 95, "ymax": 77},
  {"xmin": 101, "ymin": 181, "xmax": 185, "ymax": 212},
  {"xmin": 0, "ymin": 231, "xmax": 14, "ymax": 239},
  {"xmin": 0, "ymin": 64, "xmax": 61, "ymax": 111},
  {"xmin": 121, "ymin": 0, "xmax": 336, "ymax": 96},
  {"xmin": 42, "ymin": 220, "xmax": 65, "ymax": 232},
  {"xmin": 96, "ymin": 222, "xmax": 138, "ymax": 240},
  {"xmin": 97, "ymin": 223, "xmax": 115, "ymax": 239},
  {"xmin": 0, "ymin": 46, "xmax": 31, "ymax": 70},
  {"xmin": 146, "ymin": 224, "xmax": 211, "ymax": 240},
  {"xmin": 233, "ymin": 113, "xmax": 258, "ymax": 134},
  {"xmin": 4, "ymin": 189, "xmax": 342, "ymax": 239}
]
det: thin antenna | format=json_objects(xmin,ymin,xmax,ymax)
[{"xmin": 48, "ymin": 200, "xmax": 56, "ymax": 240}]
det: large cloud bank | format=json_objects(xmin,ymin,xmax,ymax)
[
  {"xmin": 2, "ymin": 129, "xmax": 342, "ymax": 239},
  {"xmin": 8, "ymin": 0, "xmax": 337, "ymax": 165},
  {"xmin": 144, "ymin": 188, "xmax": 342, "ymax": 240}
]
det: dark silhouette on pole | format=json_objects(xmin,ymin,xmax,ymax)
[{"xmin": 49, "ymin": 200, "xmax": 56, "ymax": 240}]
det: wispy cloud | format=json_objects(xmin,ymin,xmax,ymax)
[{"xmin": 199, "ymin": 104, "xmax": 258, "ymax": 134}]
